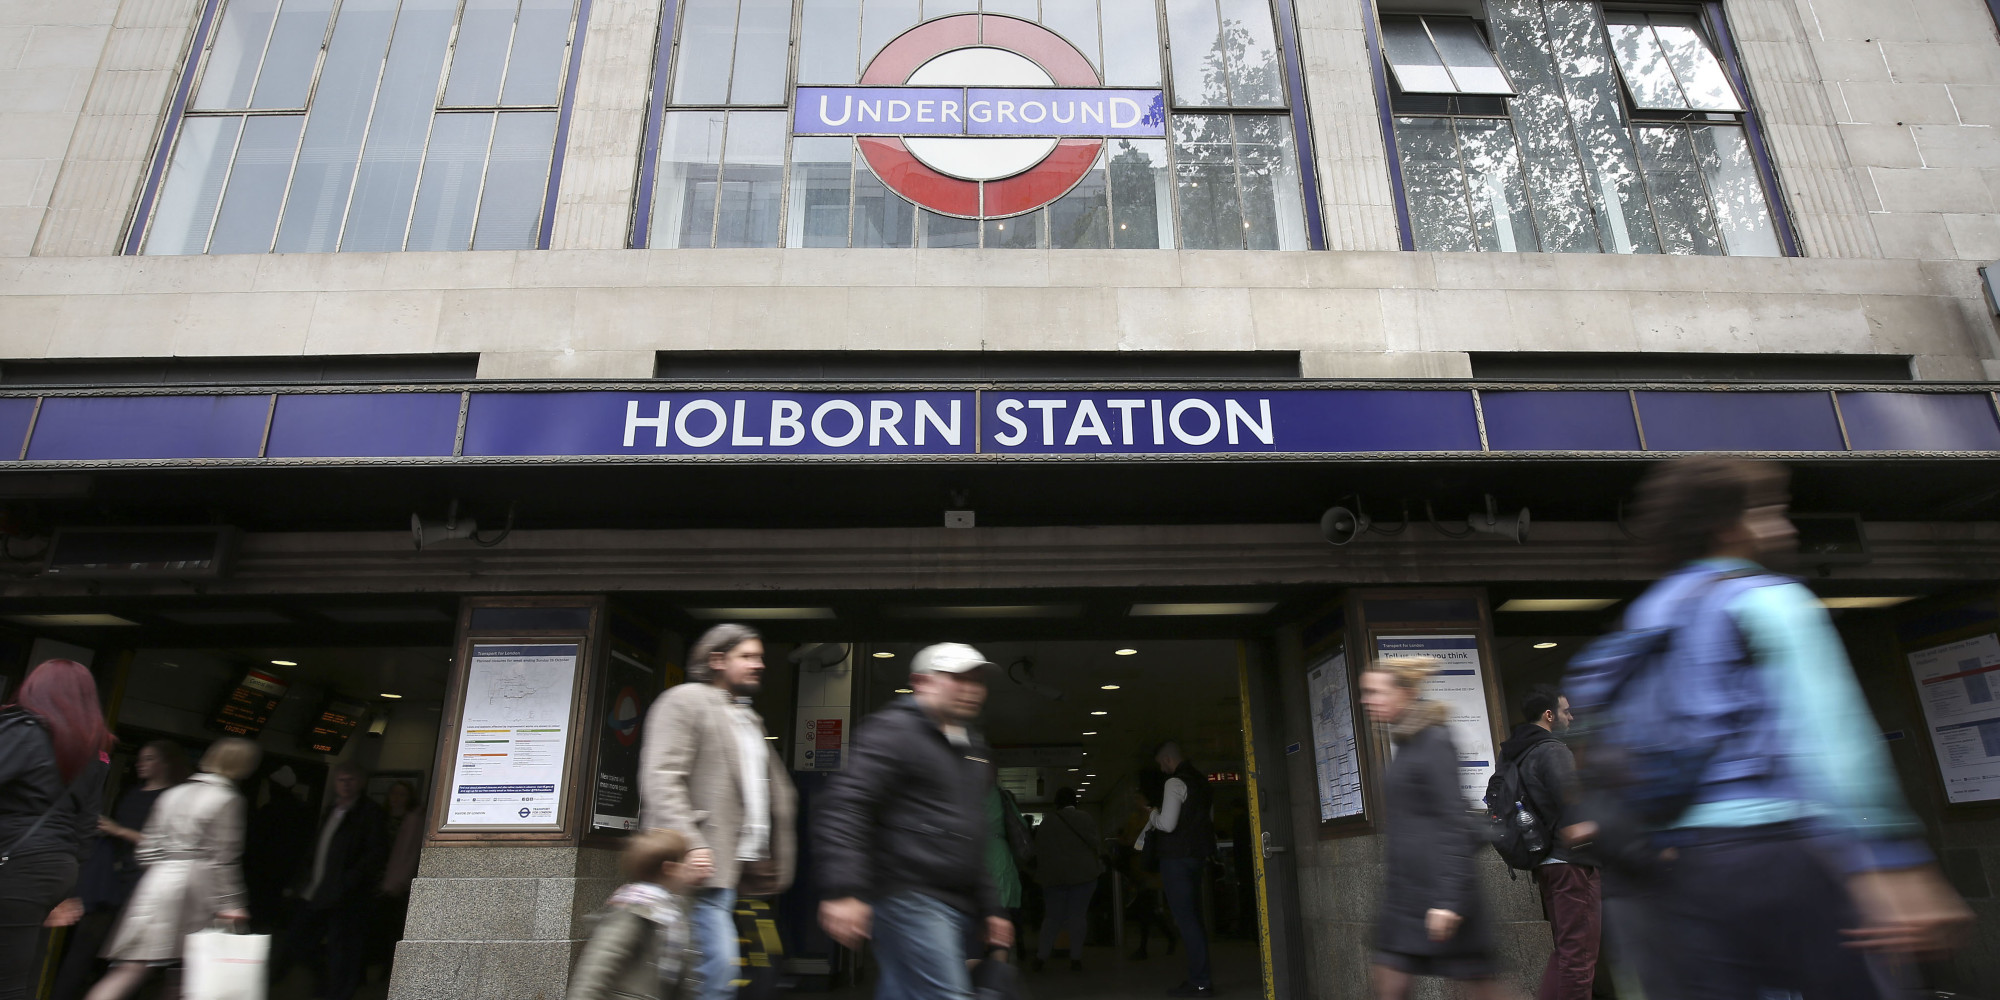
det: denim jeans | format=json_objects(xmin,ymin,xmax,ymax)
[
  {"xmin": 1159, "ymin": 857, "xmax": 1211, "ymax": 988},
  {"xmin": 1036, "ymin": 881, "xmax": 1095, "ymax": 960},
  {"xmin": 691, "ymin": 887, "xmax": 739, "ymax": 1000},
  {"xmin": 873, "ymin": 891, "xmax": 974, "ymax": 1000}
]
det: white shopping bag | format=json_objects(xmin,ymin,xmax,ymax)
[{"xmin": 183, "ymin": 928, "xmax": 270, "ymax": 1000}]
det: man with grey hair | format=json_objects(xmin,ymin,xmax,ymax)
[
  {"xmin": 273, "ymin": 761, "xmax": 385, "ymax": 1000},
  {"xmin": 641, "ymin": 624, "xmax": 798, "ymax": 1000}
]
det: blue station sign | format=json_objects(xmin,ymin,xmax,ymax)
[{"xmin": 794, "ymin": 87, "xmax": 1168, "ymax": 137}]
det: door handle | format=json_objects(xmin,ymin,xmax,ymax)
[{"xmin": 1261, "ymin": 830, "xmax": 1287, "ymax": 859}]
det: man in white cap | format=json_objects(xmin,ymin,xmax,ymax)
[{"xmin": 816, "ymin": 643, "xmax": 1013, "ymax": 1000}]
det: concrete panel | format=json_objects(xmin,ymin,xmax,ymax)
[
  {"xmin": 1250, "ymin": 288, "xmax": 1387, "ymax": 352},
  {"xmin": 1299, "ymin": 351, "xmax": 1472, "ymax": 379},
  {"xmin": 1944, "ymin": 213, "xmax": 2000, "ymax": 259}
]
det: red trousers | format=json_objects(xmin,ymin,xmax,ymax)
[{"xmin": 1536, "ymin": 863, "xmax": 1601, "ymax": 1000}]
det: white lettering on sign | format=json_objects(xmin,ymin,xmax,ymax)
[
  {"xmin": 1107, "ymin": 399, "xmax": 1145, "ymax": 445},
  {"xmin": 614, "ymin": 396, "xmax": 1267, "ymax": 452},
  {"xmin": 771, "ymin": 400, "xmax": 805, "ymax": 446},
  {"xmin": 731, "ymin": 400, "xmax": 763, "ymax": 446},
  {"xmin": 624, "ymin": 400, "xmax": 670, "ymax": 447},
  {"xmin": 675, "ymin": 399, "xmax": 727, "ymax": 447},
  {"xmin": 813, "ymin": 400, "xmax": 864, "ymax": 446},
  {"xmin": 1171, "ymin": 399, "xmax": 1220, "ymax": 445},
  {"xmin": 1027, "ymin": 400, "xmax": 1067, "ymax": 446},
  {"xmin": 994, "ymin": 399, "xmax": 1028, "ymax": 446},
  {"xmin": 1066, "ymin": 400, "xmax": 1111, "ymax": 446},
  {"xmin": 915, "ymin": 400, "xmax": 961, "ymax": 446},
  {"xmin": 1226, "ymin": 399, "xmax": 1275, "ymax": 445}
]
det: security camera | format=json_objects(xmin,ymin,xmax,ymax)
[
  {"xmin": 1467, "ymin": 494, "xmax": 1529, "ymax": 543},
  {"xmin": 1319, "ymin": 505, "xmax": 1371, "ymax": 546}
]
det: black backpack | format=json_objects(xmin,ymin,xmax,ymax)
[{"xmin": 1482, "ymin": 743, "xmax": 1554, "ymax": 873}]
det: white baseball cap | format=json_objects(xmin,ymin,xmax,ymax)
[{"xmin": 909, "ymin": 642, "xmax": 994, "ymax": 676}]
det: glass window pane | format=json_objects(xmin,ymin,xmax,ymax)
[
  {"xmin": 444, "ymin": 0, "xmax": 517, "ymax": 106},
  {"xmin": 1173, "ymin": 113, "xmax": 1243, "ymax": 249},
  {"xmin": 799, "ymin": 0, "xmax": 862, "ymax": 84},
  {"xmin": 1166, "ymin": 0, "xmax": 1228, "ymax": 106},
  {"xmin": 920, "ymin": 210, "xmax": 979, "ymax": 248},
  {"xmin": 1606, "ymin": 21, "xmax": 1687, "ymax": 110},
  {"xmin": 650, "ymin": 111, "xmax": 725, "ymax": 248},
  {"xmin": 195, "ymin": 0, "xmax": 281, "ymax": 110},
  {"xmin": 1485, "ymin": 0, "xmax": 1598, "ymax": 253},
  {"xmin": 406, "ymin": 111, "xmax": 495, "ymax": 250},
  {"xmin": 787, "ymin": 136, "xmax": 854, "ymax": 247},
  {"xmin": 1394, "ymin": 116, "xmax": 1476, "ymax": 252},
  {"xmin": 342, "ymin": 0, "xmax": 457, "ymax": 251},
  {"xmin": 208, "ymin": 114, "xmax": 304, "ymax": 253},
  {"xmin": 1219, "ymin": 0, "xmax": 1283, "ymax": 106},
  {"xmin": 714, "ymin": 111, "xmax": 785, "ymax": 248},
  {"xmin": 853, "ymin": 154, "xmax": 916, "ymax": 247},
  {"xmin": 1456, "ymin": 118, "xmax": 1537, "ymax": 252},
  {"xmin": 672, "ymin": 0, "xmax": 737, "ymax": 105},
  {"xmin": 1543, "ymin": 0, "xmax": 1659, "ymax": 254},
  {"xmin": 1635, "ymin": 125, "xmax": 1722, "ymax": 254},
  {"xmin": 1048, "ymin": 151, "xmax": 1109, "ymax": 249},
  {"xmin": 250, "ymin": 0, "xmax": 335, "ymax": 109},
  {"xmin": 1040, "ymin": 0, "xmax": 1100, "ymax": 78},
  {"xmin": 984, "ymin": 209, "xmax": 1044, "ymax": 249},
  {"xmin": 472, "ymin": 110, "xmax": 558, "ymax": 248},
  {"xmin": 1427, "ymin": 18, "xmax": 1511, "ymax": 96},
  {"xmin": 500, "ymin": 0, "xmax": 572, "ymax": 106},
  {"xmin": 1107, "ymin": 138, "xmax": 1170, "ymax": 248},
  {"xmin": 860, "ymin": 0, "xmax": 920, "ymax": 67},
  {"xmin": 924, "ymin": 0, "xmax": 980, "ymax": 16},
  {"xmin": 1691, "ymin": 125, "xmax": 1780, "ymax": 256},
  {"xmin": 731, "ymin": 0, "xmax": 792, "ymax": 105},
  {"xmin": 144, "ymin": 116, "xmax": 244, "ymax": 254},
  {"xmin": 1381, "ymin": 18, "xmax": 1453, "ymax": 95},
  {"xmin": 1233, "ymin": 113, "xmax": 1306, "ymax": 250},
  {"xmin": 982, "ymin": 0, "xmax": 1037, "ymax": 18},
  {"xmin": 275, "ymin": 0, "xmax": 397, "ymax": 253},
  {"xmin": 1101, "ymin": 0, "xmax": 1161, "ymax": 86},
  {"xmin": 1651, "ymin": 17, "xmax": 1741, "ymax": 112}
]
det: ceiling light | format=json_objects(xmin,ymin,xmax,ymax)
[
  {"xmin": 766, "ymin": 736, "xmax": 779, "ymax": 740},
  {"xmin": 1068, "ymin": 768, "xmax": 1081, "ymax": 772},
  {"xmin": 158, "ymin": 609, "xmax": 294, "ymax": 625},
  {"xmin": 1086, "ymin": 773, "xmax": 1097, "ymax": 777},
  {"xmin": 1532, "ymin": 642, "xmax": 1558, "ymax": 650},
  {"xmin": 1082, "ymin": 731, "xmax": 1098, "ymax": 736},
  {"xmin": 1819, "ymin": 596, "xmax": 1919, "ymax": 610},
  {"xmin": 1101, "ymin": 684, "xmax": 1121, "ymax": 690},
  {"xmin": 379, "ymin": 692, "xmax": 402, "ymax": 699},
  {"xmin": 271, "ymin": 659, "xmax": 298, "ymax": 666},
  {"xmin": 3, "ymin": 613, "xmax": 139, "ymax": 628},
  {"xmin": 1497, "ymin": 598, "xmax": 1621, "ymax": 613},
  {"xmin": 685, "ymin": 607, "xmax": 836, "ymax": 619},
  {"xmin": 1114, "ymin": 648, "xmax": 1137, "ymax": 656},
  {"xmin": 1129, "ymin": 602, "xmax": 1278, "ymax": 616},
  {"xmin": 885, "ymin": 604, "xmax": 1082, "ymax": 618},
  {"xmin": 895, "ymin": 687, "xmax": 914, "ymax": 694},
  {"xmin": 872, "ymin": 651, "xmax": 896, "ymax": 658},
  {"xmin": 1091, "ymin": 710, "xmax": 1108, "ymax": 716}
]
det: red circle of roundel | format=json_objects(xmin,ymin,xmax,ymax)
[{"xmin": 856, "ymin": 14, "xmax": 1103, "ymax": 220}]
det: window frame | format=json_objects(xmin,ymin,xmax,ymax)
[
  {"xmin": 631, "ymin": 0, "xmax": 1326, "ymax": 250},
  {"xmin": 1380, "ymin": 14, "xmax": 1515, "ymax": 97},
  {"xmin": 125, "ymin": 0, "xmax": 593, "ymax": 256}
]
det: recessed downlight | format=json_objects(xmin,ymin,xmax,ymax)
[
  {"xmin": 1101, "ymin": 684, "xmax": 1121, "ymax": 690},
  {"xmin": 873, "ymin": 651, "xmax": 896, "ymax": 658},
  {"xmin": 1533, "ymin": 642, "xmax": 1558, "ymax": 650},
  {"xmin": 271, "ymin": 659, "xmax": 297, "ymax": 666},
  {"xmin": 895, "ymin": 687, "xmax": 914, "ymax": 694},
  {"xmin": 1091, "ymin": 710, "xmax": 1108, "ymax": 716},
  {"xmin": 1082, "ymin": 731, "xmax": 1098, "ymax": 736},
  {"xmin": 379, "ymin": 692, "xmax": 402, "ymax": 699},
  {"xmin": 1114, "ymin": 648, "xmax": 1138, "ymax": 656}
]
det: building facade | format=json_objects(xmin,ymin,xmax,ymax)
[{"xmin": 4, "ymin": 0, "xmax": 2000, "ymax": 998}]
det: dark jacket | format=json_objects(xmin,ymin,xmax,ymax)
[
  {"xmin": 814, "ymin": 696, "xmax": 1001, "ymax": 917},
  {"xmin": 1156, "ymin": 763, "xmax": 1215, "ymax": 860},
  {"xmin": 1375, "ymin": 701, "xmax": 1491, "ymax": 960},
  {"xmin": 0, "ymin": 707, "xmax": 102, "ymax": 863},
  {"xmin": 1497, "ymin": 723, "xmax": 1589, "ymax": 865},
  {"xmin": 304, "ymin": 795, "xmax": 388, "ymax": 910}
]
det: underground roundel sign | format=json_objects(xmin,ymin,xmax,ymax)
[{"xmin": 794, "ymin": 14, "xmax": 1166, "ymax": 219}]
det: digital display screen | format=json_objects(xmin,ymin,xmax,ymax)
[
  {"xmin": 305, "ymin": 699, "xmax": 368, "ymax": 755},
  {"xmin": 211, "ymin": 669, "xmax": 290, "ymax": 738}
]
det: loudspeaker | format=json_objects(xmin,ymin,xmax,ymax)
[{"xmin": 1320, "ymin": 506, "xmax": 1371, "ymax": 546}]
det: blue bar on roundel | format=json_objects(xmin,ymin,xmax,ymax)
[{"xmin": 793, "ymin": 87, "xmax": 969, "ymax": 135}]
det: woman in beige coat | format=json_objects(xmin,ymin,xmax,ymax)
[{"xmin": 85, "ymin": 738, "xmax": 261, "ymax": 1000}]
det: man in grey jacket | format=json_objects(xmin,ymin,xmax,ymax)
[{"xmin": 641, "ymin": 624, "xmax": 799, "ymax": 1000}]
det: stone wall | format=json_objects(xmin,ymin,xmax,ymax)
[{"xmin": 391, "ymin": 845, "xmax": 622, "ymax": 1000}]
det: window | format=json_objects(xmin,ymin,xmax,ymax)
[
  {"xmin": 132, "ymin": 0, "xmax": 581, "ymax": 255},
  {"xmin": 638, "ymin": 0, "xmax": 1316, "ymax": 249},
  {"xmin": 1380, "ymin": 1, "xmax": 1783, "ymax": 257}
]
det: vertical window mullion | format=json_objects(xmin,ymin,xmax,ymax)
[
  {"xmin": 200, "ymin": 115, "xmax": 256, "ymax": 252},
  {"xmin": 492, "ymin": 0, "xmax": 525, "ymax": 106},
  {"xmin": 710, "ymin": 112, "xmax": 731, "ymax": 247},
  {"xmin": 331, "ymin": 0, "xmax": 409, "ymax": 250},
  {"xmin": 234, "ymin": 0, "xmax": 292, "ymax": 111},
  {"xmin": 1642, "ymin": 21, "xmax": 1695, "ymax": 110},
  {"xmin": 1447, "ymin": 119, "xmax": 1483, "ymax": 249},
  {"xmin": 460, "ymin": 111, "xmax": 504, "ymax": 248},
  {"xmin": 1416, "ymin": 17, "xmax": 1459, "ymax": 94}
]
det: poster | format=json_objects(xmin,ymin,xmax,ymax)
[
  {"xmin": 1306, "ymin": 650, "xmax": 1363, "ymax": 821},
  {"xmin": 592, "ymin": 650, "xmax": 656, "ymax": 831},
  {"xmin": 1909, "ymin": 633, "xmax": 2000, "ymax": 804},
  {"xmin": 446, "ymin": 643, "xmax": 580, "ymax": 828},
  {"xmin": 796, "ymin": 712, "xmax": 849, "ymax": 771},
  {"xmin": 1376, "ymin": 634, "xmax": 1497, "ymax": 807}
]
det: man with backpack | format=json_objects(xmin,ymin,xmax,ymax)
[
  {"xmin": 1567, "ymin": 456, "xmax": 1969, "ymax": 999},
  {"xmin": 1492, "ymin": 686, "xmax": 1596, "ymax": 1000}
]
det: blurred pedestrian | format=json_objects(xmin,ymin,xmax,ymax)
[
  {"xmin": 986, "ymin": 786, "xmax": 1028, "ymax": 951},
  {"xmin": 566, "ymin": 829, "xmax": 700, "ymax": 1000},
  {"xmin": 1119, "ymin": 781, "xmax": 1175, "ymax": 961},
  {"xmin": 1135, "ymin": 740, "xmax": 1214, "ymax": 997},
  {"xmin": 1494, "ymin": 687, "xmax": 1596, "ymax": 1000},
  {"xmin": 0, "ymin": 659, "xmax": 110, "ymax": 1000},
  {"xmin": 50, "ymin": 740, "xmax": 189, "ymax": 1000},
  {"xmin": 273, "ymin": 762, "xmax": 387, "ymax": 1000},
  {"xmin": 1569, "ymin": 457, "xmax": 1970, "ymax": 998},
  {"xmin": 641, "ymin": 624, "xmax": 798, "ymax": 1000},
  {"xmin": 816, "ymin": 642, "xmax": 1014, "ymax": 1000},
  {"xmin": 86, "ymin": 737, "xmax": 260, "ymax": 1000},
  {"xmin": 1032, "ymin": 786, "xmax": 1102, "ymax": 973},
  {"xmin": 371, "ymin": 780, "xmax": 424, "ymax": 976},
  {"xmin": 1360, "ymin": 657, "xmax": 1506, "ymax": 1000},
  {"xmin": 243, "ymin": 765, "xmax": 310, "ymax": 934}
]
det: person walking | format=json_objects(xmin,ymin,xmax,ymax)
[
  {"xmin": 1496, "ymin": 687, "xmax": 1596, "ymax": 1000},
  {"xmin": 1360, "ymin": 657, "xmax": 1506, "ymax": 1000},
  {"xmin": 815, "ymin": 642, "xmax": 1014, "ymax": 1000},
  {"xmin": 275, "ymin": 762, "xmax": 387, "ymax": 1000},
  {"xmin": 50, "ymin": 740, "xmax": 189, "ymax": 1000},
  {"xmin": 640, "ymin": 624, "xmax": 799, "ymax": 1000},
  {"xmin": 1571, "ymin": 457, "xmax": 1970, "ymax": 999},
  {"xmin": 86, "ymin": 737, "xmax": 261, "ymax": 1000},
  {"xmin": 1135, "ymin": 741, "xmax": 1214, "ymax": 997},
  {"xmin": 243, "ymin": 766, "xmax": 310, "ymax": 934},
  {"xmin": 1032, "ymin": 786, "xmax": 1103, "ymax": 973},
  {"xmin": 566, "ymin": 829, "xmax": 700, "ymax": 1000},
  {"xmin": 1119, "ymin": 781, "xmax": 1175, "ymax": 962},
  {"xmin": 372, "ymin": 780, "xmax": 424, "ymax": 977},
  {"xmin": 0, "ymin": 659, "xmax": 110, "ymax": 1000}
]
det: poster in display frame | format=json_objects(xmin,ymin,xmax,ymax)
[
  {"xmin": 1901, "ymin": 605, "xmax": 2000, "ymax": 808},
  {"xmin": 589, "ymin": 646, "xmax": 670, "ymax": 834}
]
